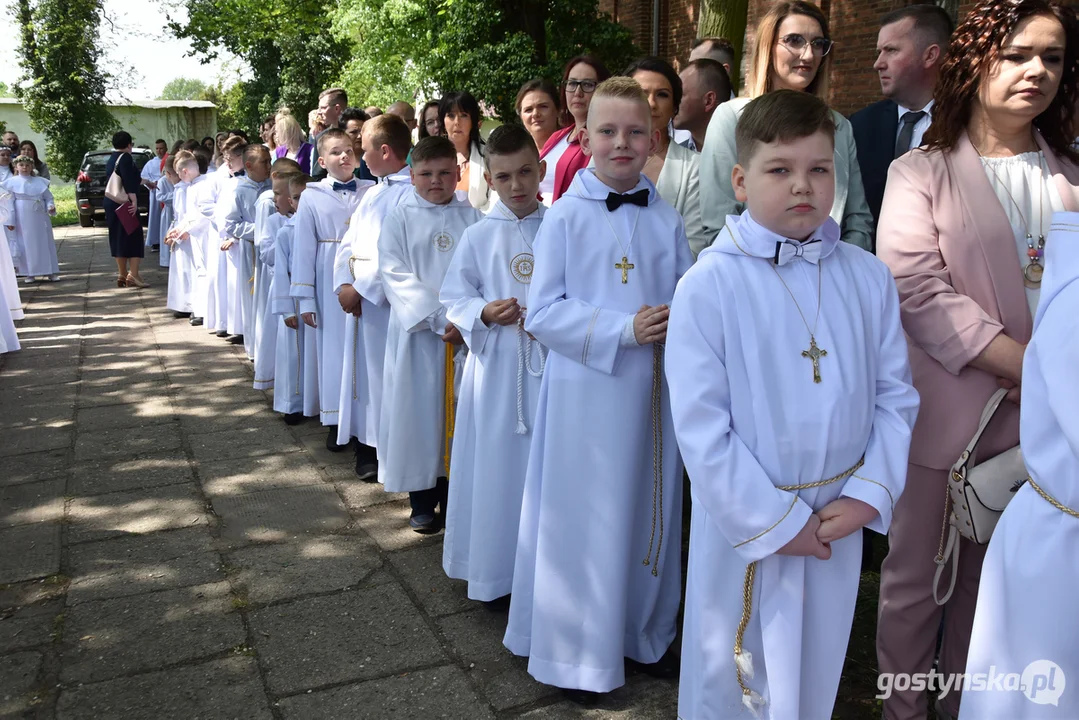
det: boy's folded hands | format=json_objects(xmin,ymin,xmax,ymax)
[{"xmin": 775, "ymin": 498, "xmax": 879, "ymax": 560}]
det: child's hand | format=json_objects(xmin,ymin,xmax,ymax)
[
  {"xmin": 301, "ymin": 312, "xmax": 317, "ymax": 328},
  {"xmin": 47, "ymin": 206, "xmax": 56, "ymax": 217},
  {"xmin": 777, "ymin": 514, "xmax": 831, "ymax": 560},
  {"xmin": 442, "ymin": 323, "xmax": 464, "ymax": 345},
  {"xmin": 480, "ymin": 297, "xmax": 520, "ymax": 326},
  {"xmin": 815, "ymin": 498, "xmax": 878, "ymax": 545},
  {"xmin": 220, "ymin": 239, "xmax": 234, "ymax": 251},
  {"xmin": 284, "ymin": 316, "xmax": 299, "ymax": 330},
  {"xmin": 633, "ymin": 304, "xmax": 669, "ymax": 345},
  {"xmin": 178, "ymin": 231, "xmax": 190, "ymax": 242},
  {"xmin": 338, "ymin": 285, "xmax": 362, "ymax": 315},
  {"xmin": 5, "ymin": 225, "xmax": 13, "ymax": 231}
]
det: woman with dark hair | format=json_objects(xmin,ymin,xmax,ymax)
[
  {"xmin": 439, "ymin": 91, "xmax": 493, "ymax": 211},
  {"xmin": 624, "ymin": 57, "xmax": 707, "ymax": 256},
  {"xmin": 201, "ymin": 136, "xmax": 215, "ymax": 154},
  {"xmin": 698, "ymin": 0, "xmax": 872, "ymax": 251},
  {"xmin": 542, "ymin": 55, "xmax": 611, "ymax": 203},
  {"xmin": 17, "ymin": 141, "xmax": 49, "ymax": 180},
  {"xmin": 419, "ymin": 100, "xmax": 441, "ymax": 139},
  {"xmin": 104, "ymin": 130, "xmax": 148, "ymax": 288},
  {"xmin": 875, "ymin": 3, "xmax": 1079, "ymax": 718}
]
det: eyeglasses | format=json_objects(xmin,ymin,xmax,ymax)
[
  {"xmin": 778, "ymin": 33, "xmax": 833, "ymax": 57},
  {"xmin": 566, "ymin": 80, "xmax": 598, "ymax": 94}
]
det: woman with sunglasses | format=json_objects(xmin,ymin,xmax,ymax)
[
  {"xmin": 698, "ymin": 0, "xmax": 873, "ymax": 250},
  {"xmin": 540, "ymin": 55, "xmax": 611, "ymax": 204}
]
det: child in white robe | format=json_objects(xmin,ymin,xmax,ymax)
[
  {"xmin": 503, "ymin": 78, "xmax": 692, "ymax": 700},
  {"xmin": 273, "ymin": 173, "xmax": 318, "ymax": 422},
  {"xmin": 664, "ymin": 90, "xmax": 918, "ymax": 720},
  {"xmin": 0, "ymin": 148, "xmax": 16, "ymax": 269},
  {"xmin": 0, "ymin": 187, "xmax": 22, "ymax": 353},
  {"xmin": 252, "ymin": 157, "xmax": 300, "ymax": 392},
  {"xmin": 3, "ymin": 155, "xmax": 58, "ymax": 281},
  {"xmin": 165, "ymin": 149, "xmax": 215, "ymax": 325},
  {"xmin": 224, "ymin": 144, "xmax": 271, "ymax": 358},
  {"xmin": 439, "ymin": 125, "xmax": 547, "ymax": 607},
  {"xmin": 289, "ymin": 128, "xmax": 372, "ymax": 451},
  {"xmin": 141, "ymin": 140, "xmax": 167, "ymax": 250},
  {"xmin": 157, "ymin": 157, "xmax": 179, "ymax": 268},
  {"xmin": 960, "ymin": 213, "xmax": 1079, "ymax": 720},
  {"xmin": 378, "ymin": 135, "xmax": 483, "ymax": 533},
  {"xmin": 211, "ymin": 137, "xmax": 247, "ymax": 337},
  {"xmin": 334, "ymin": 114, "xmax": 414, "ymax": 480}
]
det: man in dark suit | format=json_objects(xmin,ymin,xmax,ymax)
[{"xmin": 851, "ymin": 4, "xmax": 953, "ymax": 252}]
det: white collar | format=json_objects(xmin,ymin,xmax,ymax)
[{"xmin": 896, "ymin": 98, "xmax": 934, "ymax": 120}]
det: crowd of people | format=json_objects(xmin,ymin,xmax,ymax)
[{"xmin": 3, "ymin": 0, "xmax": 1079, "ymax": 717}]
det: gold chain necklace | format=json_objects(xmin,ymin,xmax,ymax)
[
  {"xmin": 769, "ymin": 261, "xmax": 827, "ymax": 383},
  {"xmin": 977, "ymin": 146, "xmax": 1049, "ymax": 289}
]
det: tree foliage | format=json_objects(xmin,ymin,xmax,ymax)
[
  {"xmin": 13, "ymin": 0, "xmax": 116, "ymax": 180},
  {"xmin": 158, "ymin": 77, "xmax": 211, "ymax": 101},
  {"xmin": 334, "ymin": 0, "xmax": 640, "ymax": 121},
  {"xmin": 168, "ymin": 0, "xmax": 350, "ymax": 135}
]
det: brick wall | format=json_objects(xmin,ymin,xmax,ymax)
[{"xmin": 601, "ymin": 0, "xmax": 991, "ymax": 116}]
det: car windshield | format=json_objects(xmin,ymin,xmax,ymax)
[{"xmin": 80, "ymin": 151, "xmax": 153, "ymax": 180}]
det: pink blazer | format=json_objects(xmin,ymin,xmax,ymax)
[{"xmin": 878, "ymin": 131, "xmax": 1079, "ymax": 469}]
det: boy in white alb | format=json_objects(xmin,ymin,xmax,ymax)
[
  {"xmin": 439, "ymin": 124, "xmax": 547, "ymax": 609},
  {"xmin": 503, "ymin": 78, "xmax": 692, "ymax": 701},
  {"xmin": 157, "ymin": 157, "xmax": 179, "ymax": 268},
  {"xmin": 252, "ymin": 157, "xmax": 301, "ymax": 392},
  {"xmin": 664, "ymin": 90, "xmax": 919, "ymax": 720},
  {"xmin": 289, "ymin": 128, "xmax": 373, "ymax": 451},
  {"xmin": 378, "ymin": 135, "xmax": 483, "ymax": 533},
  {"xmin": 165, "ymin": 150, "xmax": 215, "ymax": 325},
  {"xmin": 141, "ymin": 140, "xmax": 167, "ymax": 250},
  {"xmin": 224, "ymin": 144, "xmax": 271, "ymax": 358},
  {"xmin": 211, "ymin": 136, "xmax": 248, "ymax": 338},
  {"xmin": 960, "ymin": 214, "xmax": 1079, "ymax": 720},
  {"xmin": 334, "ymin": 114, "xmax": 414, "ymax": 480}
]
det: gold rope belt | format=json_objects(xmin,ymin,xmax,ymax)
[
  {"xmin": 642, "ymin": 343, "xmax": 665, "ymax": 576},
  {"xmin": 443, "ymin": 343, "xmax": 456, "ymax": 478},
  {"xmin": 1027, "ymin": 476, "xmax": 1079, "ymax": 518},
  {"xmin": 733, "ymin": 456, "xmax": 865, "ymax": 707}
]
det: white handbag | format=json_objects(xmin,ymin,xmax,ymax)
[
  {"xmin": 104, "ymin": 167, "xmax": 128, "ymax": 204},
  {"xmin": 933, "ymin": 388, "xmax": 1027, "ymax": 605}
]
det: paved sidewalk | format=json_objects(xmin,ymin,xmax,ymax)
[{"xmin": 0, "ymin": 227, "xmax": 677, "ymax": 719}]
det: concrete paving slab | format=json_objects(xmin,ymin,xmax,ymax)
[
  {"xmin": 0, "ymin": 478, "xmax": 65, "ymax": 528},
  {"xmin": 0, "ymin": 448, "xmax": 69, "ymax": 487},
  {"xmin": 188, "ymin": 424, "xmax": 303, "ymax": 465},
  {"xmin": 248, "ymin": 583, "xmax": 447, "ymax": 695},
  {"xmin": 60, "ymin": 581, "xmax": 246, "ymax": 684},
  {"xmin": 68, "ymin": 452, "xmax": 196, "ymax": 496},
  {"xmin": 55, "ymin": 655, "xmax": 272, "ymax": 720},
  {"xmin": 0, "ymin": 425, "xmax": 72, "ymax": 458},
  {"xmin": 0, "ymin": 522, "xmax": 61, "ymax": 583},
  {"xmin": 197, "ymin": 453, "xmax": 326, "ymax": 498},
  {"xmin": 228, "ymin": 535, "xmax": 382, "ymax": 606},
  {"xmin": 438, "ymin": 609, "xmax": 556, "ymax": 711},
  {"xmin": 389, "ymin": 542, "xmax": 472, "ymax": 618},
  {"xmin": 0, "ymin": 600, "xmax": 61, "ymax": 653},
  {"xmin": 513, "ymin": 676, "xmax": 677, "ymax": 718},
  {"xmin": 277, "ymin": 665, "xmax": 495, "ymax": 720},
  {"xmin": 67, "ymin": 483, "xmax": 210, "ymax": 544},
  {"xmin": 297, "ymin": 431, "xmax": 355, "ymax": 467},
  {"xmin": 75, "ymin": 379, "xmax": 170, "ymax": 408},
  {"xmin": 212, "ymin": 484, "xmax": 349, "ymax": 543},
  {"xmin": 321, "ymin": 467, "xmax": 402, "ymax": 510},
  {"xmin": 75, "ymin": 401, "xmax": 176, "ymax": 431},
  {"xmin": 0, "ymin": 650, "xmax": 43, "ymax": 717},
  {"xmin": 67, "ymin": 526, "xmax": 223, "ymax": 604},
  {"xmin": 74, "ymin": 422, "xmax": 183, "ymax": 461},
  {"xmin": 176, "ymin": 399, "xmax": 281, "ymax": 437},
  {"xmin": 354, "ymin": 498, "xmax": 443, "ymax": 553}
]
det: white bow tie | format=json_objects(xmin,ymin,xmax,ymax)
[{"xmin": 774, "ymin": 238, "xmax": 824, "ymax": 266}]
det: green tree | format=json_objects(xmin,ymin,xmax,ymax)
[
  {"xmin": 334, "ymin": 0, "xmax": 640, "ymax": 122},
  {"xmin": 159, "ymin": 77, "xmax": 211, "ymax": 101},
  {"xmin": 0, "ymin": 82, "xmax": 13, "ymax": 98},
  {"xmin": 168, "ymin": 0, "xmax": 349, "ymax": 134},
  {"xmin": 13, "ymin": 0, "xmax": 115, "ymax": 180}
]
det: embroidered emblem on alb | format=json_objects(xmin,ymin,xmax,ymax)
[
  {"xmin": 511, "ymin": 252, "xmax": 534, "ymax": 283},
  {"xmin": 433, "ymin": 232, "xmax": 455, "ymax": 252}
]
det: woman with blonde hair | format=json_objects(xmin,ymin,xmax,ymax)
[
  {"xmin": 273, "ymin": 110, "xmax": 314, "ymax": 175},
  {"xmin": 698, "ymin": 0, "xmax": 872, "ymax": 250}
]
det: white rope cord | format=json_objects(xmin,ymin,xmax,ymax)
[{"xmin": 514, "ymin": 316, "xmax": 546, "ymax": 435}]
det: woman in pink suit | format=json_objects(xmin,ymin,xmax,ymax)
[{"xmin": 875, "ymin": 2, "xmax": 1079, "ymax": 718}]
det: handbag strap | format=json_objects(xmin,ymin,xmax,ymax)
[
  {"xmin": 933, "ymin": 524, "xmax": 961, "ymax": 605},
  {"xmin": 962, "ymin": 388, "xmax": 1010, "ymax": 467}
]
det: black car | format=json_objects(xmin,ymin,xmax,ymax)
[{"xmin": 74, "ymin": 149, "xmax": 153, "ymax": 228}]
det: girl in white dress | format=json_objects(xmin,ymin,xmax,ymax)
[{"xmin": 2, "ymin": 155, "xmax": 58, "ymax": 282}]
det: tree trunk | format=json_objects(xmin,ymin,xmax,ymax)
[
  {"xmin": 500, "ymin": 0, "xmax": 548, "ymax": 65},
  {"xmin": 697, "ymin": 0, "xmax": 748, "ymax": 93}
]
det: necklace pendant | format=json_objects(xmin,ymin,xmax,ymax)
[
  {"xmin": 801, "ymin": 336, "xmax": 828, "ymax": 384},
  {"xmin": 1024, "ymin": 261, "xmax": 1044, "ymax": 289},
  {"xmin": 615, "ymin": 255, "xmax": 634, "ymax": 284}
]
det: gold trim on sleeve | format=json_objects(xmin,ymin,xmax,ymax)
[
  {"xmin": 851, "ymin": 473, "xmax": 895, "ymax": 511},
  {"xmin": 582, "ymin": 308, "xmax": 600, "ymax": 365}
]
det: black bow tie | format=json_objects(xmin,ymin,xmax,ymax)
[
  {"xmin": 333, "ymin": 179, "xmax": 357, "ymax": 193},
  {"xmin": 234, "ymin": 169, "xmax": 245, "ymax": 177},
  {"xmin": 605, "ymin": 189, "xmax": 649, "ymax": 212}
]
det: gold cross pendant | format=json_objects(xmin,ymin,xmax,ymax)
[
  {"xmin": 615, "ymin": 255, "xmax": 634, "ymax": 284},
  {"xmin": 801, "ymin": 336, "xmax": 827, "ymax": 384}
]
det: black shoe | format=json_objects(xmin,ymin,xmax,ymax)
[
  {"xmin": 435, "ymin": 476, "xmax": 449, "ymax": 528},
  {"xmin": 325, "ymin": 425, "xmax": 347, "ymax": 452},
  {"xmin": 150, "ymin": 245, "xmax": 160, "ymax": 253},
  {"xmin": 625, "ymin": 650, "xmax": 680, "ymax": 680},
  {"xmin": 173, "ymin": 311, "xmax": 191, "ymax": 319},
  {"xmin": 227, "ymin": 334, "xmax": 244, "ymax": 345},
  {"xmin": 216, "ymin": 330, "xmax": 229, "ymax": 337},
  {"xmin": 283, "ymin": 412, "xmax": 304, "ymax": 426},
  {"xmin": 354, "ymin": 443, "xmax": 378, "ymax": 481},
  {"xmin": 562, "ymin": 689, "xmax": 603, "ymax": 707},
  {"xmin": 189, "ymin": 316, "xmax": 204, "ymax": 326},
  {"xmin": 482, "ymin": 594, "xmax": 511, "ymax": 613}
]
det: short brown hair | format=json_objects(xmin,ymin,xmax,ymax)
[
  {"xmin": 747, "ymin": 1, "xmax": 831, "ymax": 99},
  {"xmin": 692, "ymin": 37, "xmax": 737, "ymax": 67},
  {"xmin": 270, "ymin": 157, "xmax": 302, "ymax": 178},
  {"xmin": 319, "ymin": 87, "xmax": 348, "ymax": 107},
  {"xmin": 735, "ymin": 89, "xmax": 836, "ymax": 166},
  {"xmin": 484, "ymin": 124, "xmax": 539, "ymax": 168},
  {"xmin": 221, "ymin": 136, "xmax": 246, "ymax": 156},
  {"xmin": 587, "ymin": 76, "xmax": 650, "ymax": 125},
  {"xmin": 243, "ymin": 144, "xmax": 271, "ymax": 165},
  {"xmin": 365, "ymin": 114, "xmax": 412, "ymax": 160},
  {"xmin": 288, "ymin": 174, "xmax": 312, "ymax": 189},
  {"xmin": 410, "ymin": 136, "xmax": 457, "ymax": 165},
  {"xmin": 316, "ymin": 127, "xmax": 350, "ymax": 154},
  {"xmin": 173, "ymin": 149, "xmax": 208, "ymax": 174}
]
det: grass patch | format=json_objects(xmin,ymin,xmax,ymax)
[{"xmin": 50, "ymin": 183, "xmax": 78, "ymax": 228}]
